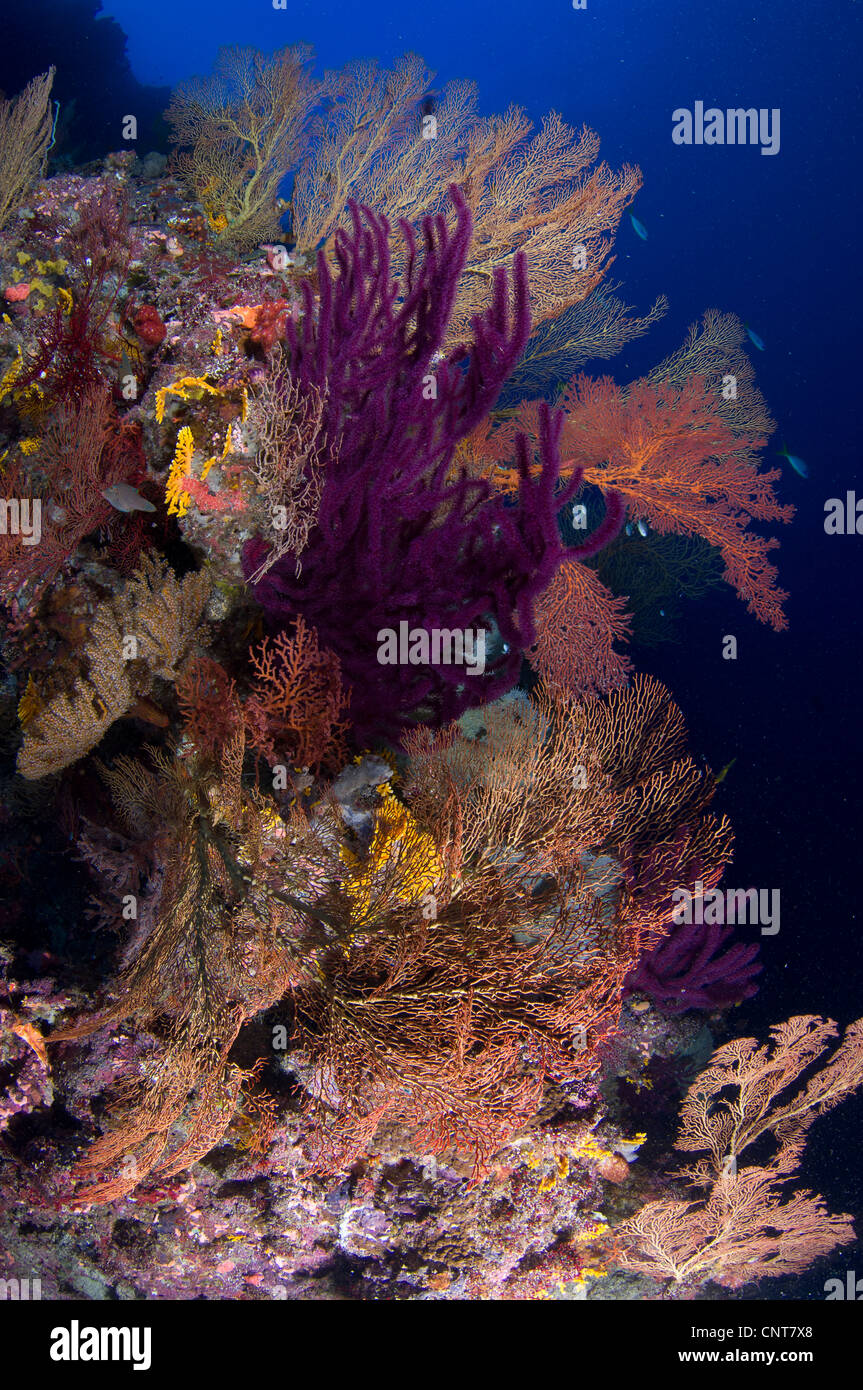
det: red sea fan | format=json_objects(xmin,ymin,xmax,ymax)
[
  {"xmin": 559, "ymin": 373, "xmax": 793, "ymax": 630},
  {"xmin": 529, "ymin": 555, "xmax": 633, "ymax": 696},
  {"xmin": 243, "ymin": 617, "xmax": 350, "ymax": 771}
]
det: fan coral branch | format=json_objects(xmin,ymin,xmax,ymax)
[
  {"xmin": 529, "ymin": 556, "xmax": 633, "ymax": 698},
  {"xmin": 244, "ymin": 347, "xmax": 326, "ymax": 581},
  {"xmin": 618, "ymin": 1016, "xmax": 863, "ymax": 1290},
  {"xmin": 619, "ymin": 1164, "xmax": 855, "ymax": 1289},
  {"xmin": 0, "ymin": 67, "xmax": 56, "ymax": 230},
  {"xmin": 558, "ymin": 373, "xmax": 793, "ymax": 629},
  {"xmin": 243, "ymin": 616, "xmax": 349, "ymax": 770},
  {"xmin": 166, "ymin": 46, "xmax": 318, "ymax": 248}
]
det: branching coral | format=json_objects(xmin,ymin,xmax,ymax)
[
  {"xmin": 618, "ymin": 1017, "xmax": 863, "ymax": 1289},
  {"xmin": 450, "ymin": 112, "xmax": 641, "ymax": 343},
  {"xmin": 289, "ymin": 56, "xmax": 639, "ymax": 343},
  {"xmin": 502, "ymin": 282, "xmax": 668, "ymax": 403},
  {"xmin": 52, "ymin": 719, "xmax": 332, "ymax": 1206},
  {"xmin": 502, "ymin": 372, "xmax": 791, "ymax": 629},
  {"xmin": 675, "ymin": 1014, "xmax": 863, "ymax": 1172},
  {"xmin": 46, "ymin": 671, "xmax": 733, "ymax": 1198},
  {"xmin": 17, "ymin": 557, "xmax": 209, "ymax": 778},
  {"xmin": 289, "ymin": 53, "xmax": 443, "ymax": 254},
  {"xmin": 167, "ymin": 44, "xmax": 638, "ymax": 344},
  {"xmin": 529, "ymin": 556, "xmax": 633, "ymax": 697},
  {"xmin": 243, "ymin": 347, "xmax": 326, "ymax": 581},
  {"xmin": 0, "ymin": 67, "xmax": 55, "ymax": 231},
  {"xmin": 10, "ymin": 185, "xmax": 134, "ymax": 410},
  {"xmin": 0, "ymin": 382, "xmax": 138, "ymax": 611},
  {"xmin": 243, "ymin": 616, "xmax": 349, "ymax": 771},
  {"xmin": 175, "ymin": 656, "xmax": 239, "ymax": 760},
  {"xmin": 646, "ymin": 308, "xmax": 776, "ymax": 440},
  {"xmin": 405, "ymin": 674, "xmax": 731, "ymax": 947},
  {"xmin": 557, "ymin": 373, "xmax": 792, "ymax": 629},
  {"xmin": 293, "ymin": 862, "xmax": 622, "ymax": 1175},
  {"xmin": 166, "ymin": 45, "xmax": 318, "ymax": 249},
  {"xmin": 293, "ymin": 677, "xmax": 731, "ymax": 1174},
  {"xmin": 619, "ymin": 1159, "xmax": 855, "ymax": 1290}
]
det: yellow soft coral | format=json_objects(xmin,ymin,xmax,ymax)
[
  {"xmin": 572, "ymin": 1220, "xmax": 610, "ymax": 1243},
  {"xmin": 342, "ymin": 784, "xmax": 440, "ymax": 922},
  {"xmin": 201, "ymin": 424, "xmax": 235, "ymax": 480},
  {"xmin": 155, "ymin": 375, "xmax": 224, "ymax": 424},
  {"xmin": 570, "ymin": 1133, "xmax": 614, "ymax": 1163},
  {"xmin": 0, "ymin": 350, "xmax": 24, "ymax": 404},
  {"xmin": 166, "ymin": 426, "xmax": 196, "ymax": 517},
  {"xmin": 538, "ymin": 1154, "xmax": 570, "ymax": 1195},
  {"xmin": 17, "ymin": 675, "xmax": 43, "ymax": 729}
]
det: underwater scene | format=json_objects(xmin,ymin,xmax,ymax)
[{"xmin": 1, "ymin": 0, "xmax": 862, "ymax": 1337}]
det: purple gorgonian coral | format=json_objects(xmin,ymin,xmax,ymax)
[{"xmin": 243, "ymin": 186, "xmax": 591, "ymax": 742}]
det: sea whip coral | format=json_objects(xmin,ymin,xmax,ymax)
[
  {"xmin": 244, "ymin": 187, "xmax": 588, "ymax": 741},
  {"xmin": 624, "ymin": 916, "xmax": 762, "ymax": 1013}
]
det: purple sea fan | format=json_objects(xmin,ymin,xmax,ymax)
[
  {"xmin": 624, "ymin": 918, "xmax": 762, "ymax": 1014},
  {"xmin": 243, "ymin": 186, "xmax": 588, "ymax": 742}
]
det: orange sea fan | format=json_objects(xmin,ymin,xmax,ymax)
[
  {"xmin": 176, "ymin": 656, "xmax": 242, "ymax": 758},
  {"xmin": 530, "ymin": 556, "xmax": 633, "ymax": 697},
  {"xmin": 557, "ymin": 373, "xmax": 794, "ymax": 630},
  {"xmin": 490, "ymin": 374, "xmax": 793, "ymax": 630}
]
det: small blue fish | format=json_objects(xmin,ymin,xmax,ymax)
[
  {"xmin": 637, "ymin": 519, "xmax": 649, "ymax": 538},
  {"xmin": 629, "ymin": 214, "xmax": 648, "ymax": 241},
  {"xmin": 744, "ymin": 322, "xmax": 765, "ymax": 351},
  {"xmin": 776, "ymin": 444, "xmax": 808, "ymax": 478},
  {"xmin": 625, "ymin": 522, "xmax": 633, "ymax": 537}
]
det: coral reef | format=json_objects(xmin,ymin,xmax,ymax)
[
  {"xmin": 244, "ymin": 187, "xmax": 582, "ymax": 740},
  {"xmin": 0, "ymin": 42, "xmax": 849, "ymax": 1305}
]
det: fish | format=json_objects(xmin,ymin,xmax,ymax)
[
  {"xmin": 629, "ymin": 213, "xmax": 648, "ymax": 241},
  {"xmin": 744, "ymin": 322, "xmax": 765, "ymax": 351},
  {"xmin": 715, "ymin": 756, "xmax": 738, "ymax": 785},
  {"xmin": 637, "ymin": 518, "xmax": 649, "ymax": 537},
  {"xmin": 776, "ymin": 443, "xmax": 808, "ymax": 478},
  {"xmin": 101, "ymin": 483, "xmax": 156, "ymax": 513},
  {"xmin": 625, "ymin": 522, "xmax": 633, "ymax": 537}
]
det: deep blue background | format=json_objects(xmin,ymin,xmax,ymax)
[{"xmin": 22, "ymin": 0, "xmax": 863, "ymax": 1295}]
